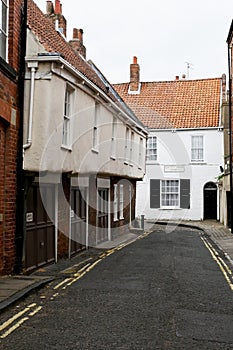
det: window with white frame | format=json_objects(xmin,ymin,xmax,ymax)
[
  {"xmin": 113, "ymin": 184, "xmax": 124, "ymax": 220},
  {"xmin": 119, "ymin": 184, "xmax": 124, "ymax": 219},
  {"xmin": 62, "ymin": 85, "xmax": 73, "ymax": 148},
  {"xmin": 92, "ymin": 102, "xmax": 99, "ymax": 151},
  {"xmin": 124, "ymin": 127, "xmax": 130, "ymax": 163},
  {"xmin": 130, "ymin": 131, "xmax": 134, "ymax": 165},
  {"xmin": 0, "ymin": 0, "xmax": 8, "ymax": 61},
  {"xmin": 146, "ymin": 136, "xmax": 157, "ymax": 161},
  {"xmin": 111, "ymin": 117, "xmax": 117, "ymax": 158},
  {"xmin": 150, "ymin": 179, "xmax": 190, "ymax": 209},
  {"xmin": 191, "ymin": 135, "xmax": 204, "ymax": 162},
  {"xmin": 161, "ymin": 180, "xmax": 179, "ymax": 208},
  {"xmin": 138, "ymin": 137, "xmax": 143, "ymax": 168},
  {"xmin": 113, "ymin": 184, "xmax": 118, "ymax": 221}
]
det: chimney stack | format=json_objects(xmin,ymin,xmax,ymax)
[
  {"xmin": 46, "ymin": 0, "xmax": 67, "ymax": 37},
  {"xmin": 69, "ymin": 28, "xmax": 86, "ymax": 59},
  {"xmin": 130, "ymin": 56, "xmax": 140, "ymax": 92}
]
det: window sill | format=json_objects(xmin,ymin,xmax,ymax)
[
  {"xmin": 91, "ymin": 148, "xmax": 99, "ymax": 154},
  {"xmin": 61, "ymin": 145, "xmax": 72, "ymax": 152},
  {"xmin": 146, "ymin": 161, "xmax": 159, "ymax": 165},
  {"xmin": 190, "ymin": 161, "xmax": 206, "ymax": 165},
  {"xmin": 159, "ymin": 207, "xmax": 181, "ymax": 210},
  {"xmin": 0, "ymin": 57, "xmax": 17, "ymax": 81}
]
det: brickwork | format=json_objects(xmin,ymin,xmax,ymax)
[{"xmin": 0, "ymin": 0, "xmax": 22, "ymax": 274}]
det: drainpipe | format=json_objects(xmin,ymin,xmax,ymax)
[
  {"xmin": 227, "ymin": 37, "xmax": 233, "ymax": 233},
  {"xmin": 15, "ymin": 0, "xmax": 28, "ymax": 273},
  {"xmin": 23, "ymin": 62, "xmax": 38, "ymax": 149}
]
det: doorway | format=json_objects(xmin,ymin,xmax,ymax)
[
  {"xmin": 70, "ymin": 187, "xmax": 87, "ymax": 255},
  {"xmin": 203, "ymin": 182, "xmax": 217, "ymax": 220},
  {"xmin": 25, "ymin": 183, "xmax": 55, "ymax": 270}
]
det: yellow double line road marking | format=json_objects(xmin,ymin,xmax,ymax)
[
  {"xmin": 54, "ymin": 231, "xmax": 151, "ymax": 292},
  {"xmin": 201, "ymin": 235, "xmax": 233, "ymax": 291},
  {"xmin": 0, "ymin": 230, "xmax": 151, "ymax": 340},
  {"xmin": 0, "ymin": 303, "xmax": 42, "ymax": 339}
]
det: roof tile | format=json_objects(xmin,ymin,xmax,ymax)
[{"xmin": 113, "ymin": 79, "xmax": 222, "ymax": 129}]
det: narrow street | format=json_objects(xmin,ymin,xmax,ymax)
[{"xmin": 1, "ymin": 224, "xmax": 233, "ymax": 349}]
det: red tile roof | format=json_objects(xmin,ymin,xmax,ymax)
[
  {"xmin": 27, "ymin": 0, "xmax": 143, "ymax": 128},
  {"xmin": 27, "ymin": 0, "xmax": 108, "ymax": 90},
  {"xmin": 113, "ymin": 78, "xmax": 222, "ymax": 129}
]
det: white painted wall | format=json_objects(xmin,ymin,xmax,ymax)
[
  {"xmin": 136, "ymin": 128, "xmax": 224, "ymax": 221},
  {"xmin": 24, "ymin": 35, "xmax": 147, "ymax": 180}
]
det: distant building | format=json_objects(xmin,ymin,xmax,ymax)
[
  {"xmin": 114, "ymin": 57, "xmax": 225, "ymax": 222},
  {"xmin": 220, "ymin": 20, "xmax": 233, "ymax": 228}
]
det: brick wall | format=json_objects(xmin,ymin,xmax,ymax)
[{"xmin": 0, "ymin": 0, "xmax": 22, "ymax": 274}]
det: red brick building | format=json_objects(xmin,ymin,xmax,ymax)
[{"xmin": 0, "ymin": 0, "xmax": 25, "ymax": 274}]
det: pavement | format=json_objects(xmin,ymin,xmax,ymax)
[{"xmin": 0, "ymin": 220, "xmax": 233, "ymax": 313}]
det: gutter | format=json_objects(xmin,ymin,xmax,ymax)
[
  {"xmin": 227, "ymin": 36, "xmax": 233, "ymax": 233},
  {"xmin": 23, "ymin": 61, "xmax": 38, "ymax": 149},
  {"xmin": 15, "ymin": 0, "xmax": 28, "ymax": 274}
]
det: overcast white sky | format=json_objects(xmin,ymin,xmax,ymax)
[{"xmin": 34, "ymin": 0, "xmax": 233, "ymax": 84}]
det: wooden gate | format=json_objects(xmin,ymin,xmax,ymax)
[
  {"xmin": 25, "ymin": 183, "xmax": 55, "ymax": 270},
  {"xmin": 70, "ymin": 187, "xmax": 87, "ymax": 255}
]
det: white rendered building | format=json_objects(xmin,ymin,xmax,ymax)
[{"xmin": 114, "ymin": 57, "xmax": 225, "ymax": 222}]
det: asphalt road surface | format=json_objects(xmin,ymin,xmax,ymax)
[{"xmin": 1, "ymin": 224, "xmax": 233, "ymax": 349}]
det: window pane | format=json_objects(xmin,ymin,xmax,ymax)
[
  {"xmin": 0, "ymin": 0, "xmax": 7, "ymax": 60},
  {"xmin": 0, "ymin": 32, "xmax": 6, "ymax": 59},
  {"xmin": 191, "ymin": 136, "xmax": 203, "ymax": 161},
  {"xmin": 146, "ymin": 136, "xmax": 157, "ymax": 161},
  {"xmin": 2, "ymin": 2, "xmax": 7, "ymax": 32},
  {"xmin": 62, "ymin": 117, "xmax": 68, "ymax": 145},
  {"xmin": 64, "ymin": 90, "xmax": 70, "ymax": 116},
  {"xmin": 161, "ymin": 180, "xmax": 179, "ymax": 207}
]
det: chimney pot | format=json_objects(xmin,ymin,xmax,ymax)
[
  {"xmin": 73, "ymin": 28, "xmax": 78, "ymax": 39},
  {"xmin": 73, "ymin": 28, "xmax": 84, "ymax": 43},
  {"xmin": 46, "ymin": 0, "xmax": 54, "ymax": 15},
  {"xmin": 55, "ymin": 0, "xmax": 61, "ymax": 14},
  {"xmin": 175, "ymin": 76, "xmax": 179, "ymax": 81},
  {"xmin": 133, "ymin": 56, "xmax": 137, "ymax": 64},
  {"xmin": 70, "ymin": 28, "xmax": 86, "ymax": 59}
]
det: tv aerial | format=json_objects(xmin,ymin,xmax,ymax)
[{"xmin": 185, "ymin": 62, "xmax": 194, "ymax": 79}]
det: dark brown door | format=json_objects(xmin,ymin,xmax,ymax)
[
  {"xmin": 97, "ymin": 188, "xmax": 109, "ymax": 243},
  {"xmin": 25, "ymin": 183, "xmax": 55, "ymax": 270},
  {"xmin": 70, "ymin": 188, "xmax": 87, "ymax": 255}
]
